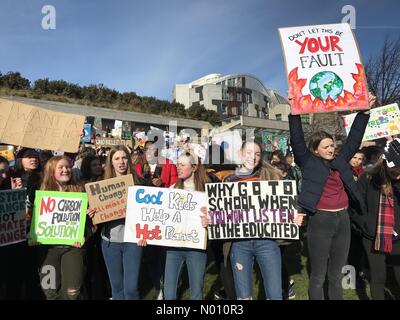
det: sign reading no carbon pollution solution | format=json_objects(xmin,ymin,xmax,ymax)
[
  {"xmin": 123, "ymin": 186, "xmax": 207, "ymax": 250},
  {"xmin": 278, "ymin": 23, "xmax": 369, "ymax": 115},
  {"xmin": 30, "ymin": 191, "xmax": 87, "ymax": 246},
  {"xmin": 206, "ymin": 181, "xmax": 299, "ymax": 240},
  {"xmin": 85, "ymin": 175, "xmax": 134, "ymax": 224},
  {"xmin": 0, "ymin": 189, "xmax": 27, "ymax": 247}
]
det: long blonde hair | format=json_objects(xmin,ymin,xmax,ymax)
[
  {"xmin": 174, "ymin": 152, "xmax": 210, "ymax": 192},
  {"xmin": 104, "ymin": 145, "xmax": 133, "ymax": 179},
  {"xmin": 40, "ymin": 156, "xmax": 82, "ymax": 192}
]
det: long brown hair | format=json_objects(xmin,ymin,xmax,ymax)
[
  {"xmin": 104, "ymin": 145, "xmax": 133, "ymax": 180},
  {"xmin": 40, "ymin": 156, "xmax": 82, "ymax": 192},
  {"xmin": 260, "ymin": 161, "xmax": 283, "ymax": 181},
  {"xmin": 174, "ymin": 152, "xmax": 210, "ymax": 192},
  {"xmin": 368, "ymin": 156, "xmax": 400, "ymax": 196}
]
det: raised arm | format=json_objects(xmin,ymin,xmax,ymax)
[
  {"xmin": 288, "ymin": 114, "xmax": 311, "ymax": 167},
  {"xmin": 340, "ymin": 112, "xmax": 370, "ymax": 162}
]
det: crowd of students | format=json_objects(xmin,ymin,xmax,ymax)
[{"xmin": 1, "ymin": 95, "xmax": 400, "ymax": 300}]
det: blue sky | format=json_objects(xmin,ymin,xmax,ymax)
[{"xmin": 0, "ymin": 0, "xmax": 399, "ymax": 100}]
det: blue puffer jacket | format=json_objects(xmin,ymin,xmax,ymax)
[{"xmin": 288, "ymin": 112, "xmax": 370, "ymax": 215}]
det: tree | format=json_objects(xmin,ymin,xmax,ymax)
[
  {"xmin": 365, "ymin": 37, "xmax": 400, "ymax": 106},
  {"xmin": 0, "ymin": 72, "xmax": 30, "ymax": 90}
]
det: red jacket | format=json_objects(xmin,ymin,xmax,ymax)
[{"xmin": 134, "ymin": 159, "xmax": 178, "ymax": 188}]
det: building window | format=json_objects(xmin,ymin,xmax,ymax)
[
  {"xmin": 221, "ymin": 103, "xmax": 227, "ymax": 115},
  {"xmin": 275, "ymin": 114, "xmax": 282, "ymax": 121}
]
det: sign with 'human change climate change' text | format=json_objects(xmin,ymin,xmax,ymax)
[{"xmin": 206, "ymin": 181, "xmax": 299, "ymax": 240}]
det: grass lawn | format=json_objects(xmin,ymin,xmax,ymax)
[{"xmin": 140, "ymin": 230, "xmax": 400, "ymax": 300}]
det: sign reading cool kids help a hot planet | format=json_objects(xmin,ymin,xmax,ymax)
[
  {"xmin": 279, "ymin": 23, "xmax": 369, "ymax": 114},
  {"xmin": 29, "ymin": 191, "xmax": 88, "ymax": 246},
  {"xmin": 123, "ymin": 186, "xmax": 207, "ymax": 250}
]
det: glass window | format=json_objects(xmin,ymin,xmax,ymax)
[{"xmin": 275, "ymin": 114, "xmax": 282, "ymax": 121}]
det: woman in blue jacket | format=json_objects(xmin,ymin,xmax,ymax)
[{"xmin": 288, "ymin": 95, "xmax": 373, "ymax": 300}]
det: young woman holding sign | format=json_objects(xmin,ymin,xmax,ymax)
[
  {"xmin": 90, "ymin": 145, "xmax": 146, "ymax": 300},
  {"xmin": 222, "ymin": 140, "xmax": 294, "ymax": 300},
  {"xmin": 138, "ymin": 151, "xmax": 210, "ymax": 300},
  {"xmin": 288, "ymin": 93, "xmax": 374, "ymax": 300},
  {"xmin": 163, "ymin": 151, "xmax": 210, "ymax": 300},
  {"xmin": 36, "ymin": 156, "xmax": 90, "ymax": 300}
]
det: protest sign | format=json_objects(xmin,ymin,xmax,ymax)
[
  {"xmin": 206, "ymin": 181, "xmax": 299, "ymax": 240},
  {"xmin": 85, "ymin": 175, "xmax": 134, "ymax": 224},
  {"xmin": 123, "ymin": 186, "xmax": 207, "ymax": 250},
  {"xmin": 82, "ymin": 124, "xmax": 91, "ymax": 143},
  {"xmin": 262, "ymin": 131, "xmax": 288, "ymax": 154},
  {"xmin": 342, "ymin": 103, "xmax": 400, "ymax": 141},
  {"xmin": 0, "ymin": 99, "xmax": 85, "ymax": 152},
  {"xmin": 0, "ymin": 189, "xmax": 27, "ymax": 247},
  {"xmin": 0, "ymin": 145, "xmax": 15, "ymax": 167},
  {"xmin": 95, "ymin": 137, "xmax": 132, "ymax": 148},
  {"xmin": 279, "ymin": 23, "xmax": 369, "ymax": 114},
  {"xmin": 29, "ymin": 191, "xmax": 87, "ymax": 246}
]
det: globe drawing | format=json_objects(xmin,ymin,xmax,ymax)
[{"xmin": 309, "ymin": 71, "xmax": 343, "ymax": 101}]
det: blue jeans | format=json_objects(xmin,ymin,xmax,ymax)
[
  {"xmin": 230, "ymin": 239, "xmax": 282, "ymax": 300},
  {"xmin": 101, "ymin": 240, "xmax": 143, "ymax": 300},
  {"xmin": 164, "ymin": 249, "xmax": 207, "ymax": 300}
]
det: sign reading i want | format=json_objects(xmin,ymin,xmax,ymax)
[
  {"xmin": 206, "ymin": 181, "xmax": 299, "ymax": 240},
  {"xmin": 85, "ymin": 175, "xmax": 134, "ymax": 224},
  {"xmin": 123, "ymin": 186, "xmax": 207, "ymax": 250},
  {"xmin": 0, "ymin": 189, "xmax": 27, "ymax": 247},
  {"xmin": 29, "ymin": 191, "xmax": 87, "ymax": 246},
  {"xmin": 278, "ymin": 23, "xmax": 369, "ymax": 114}
]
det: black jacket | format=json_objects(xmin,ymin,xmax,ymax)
[
  {"xmin": 288, "ymin": 112, "xmax": 370, "ymax": 215},
  {"xmin": 352, "ymin": 173, "xmax": 400, "ymax": 241}
]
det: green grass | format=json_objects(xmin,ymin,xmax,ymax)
[{"xmin": 139, "ymin": 231, "xmax": 400, "ymax": 300}]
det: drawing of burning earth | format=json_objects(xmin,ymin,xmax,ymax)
[{"xmin": 309, "ymin": 71, "xmax": 343, "ymax": 101}]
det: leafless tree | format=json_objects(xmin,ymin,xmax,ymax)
[{"xmin": 365, "ymin": 37, "xmax": 400, "ymax": 106}]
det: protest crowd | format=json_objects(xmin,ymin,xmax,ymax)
[{"xmin": 1, "ymin": 23, "xmax": 400, "ymax": 301}]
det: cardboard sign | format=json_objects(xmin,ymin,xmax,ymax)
[
  {"xmin": 279, "ymin": 23, "xmax": 369, "ymax": 114},
  {"xmin": 262, "ymin": 131, "xmax": 288, "ymax": 154},
  {"xmin": 29, "ymin": 191, "xmax": 88, "ymax": 246},
  {"xmin": 123, "ymin": 186, "xmax": 207, "ymax": 250},
  {"xmin": 206, "ymin": 181, "xmax": 299, "ymax": 240},
  {"xmin": 85, "ymin": 175, "xmax": 134, "ymax": 224},
  {"xmin": 0, "ymin": 99, "xmax": 85, "ymax": 152},
  {"xmin": 94, "ymin": 137, "xmax": 132, "ymax": 148},
  {"xmin": 0, "ymin": 189, "xmax": 27, "ymax": 247},
  {"xmin": 342, "ymin": 103, "xmax": 400, "ymax": 141}
]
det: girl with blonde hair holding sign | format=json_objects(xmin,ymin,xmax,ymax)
[
  {"xmin": 36, "ymin": 155, "xmax": 90, "ymax": 300},
  {"xmin": 222, "ymin": 140, "xmax": 290, "ymax": 300},
  {"xmin": 138, "ymin": 150, "xmax": 210, "ymax": 300}
]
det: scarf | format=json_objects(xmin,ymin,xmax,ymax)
[
  {"xmin": 351, "ymin": 165, "xmax": 363, "ymax": 178},
  {"xmin": 374, "ymin": 190, "xmax": 395, "ymax": 253}
]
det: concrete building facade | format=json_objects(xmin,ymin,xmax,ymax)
[{"xmin": 173, "ymin": 73, "xmax": 291, "ymax": 121}]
